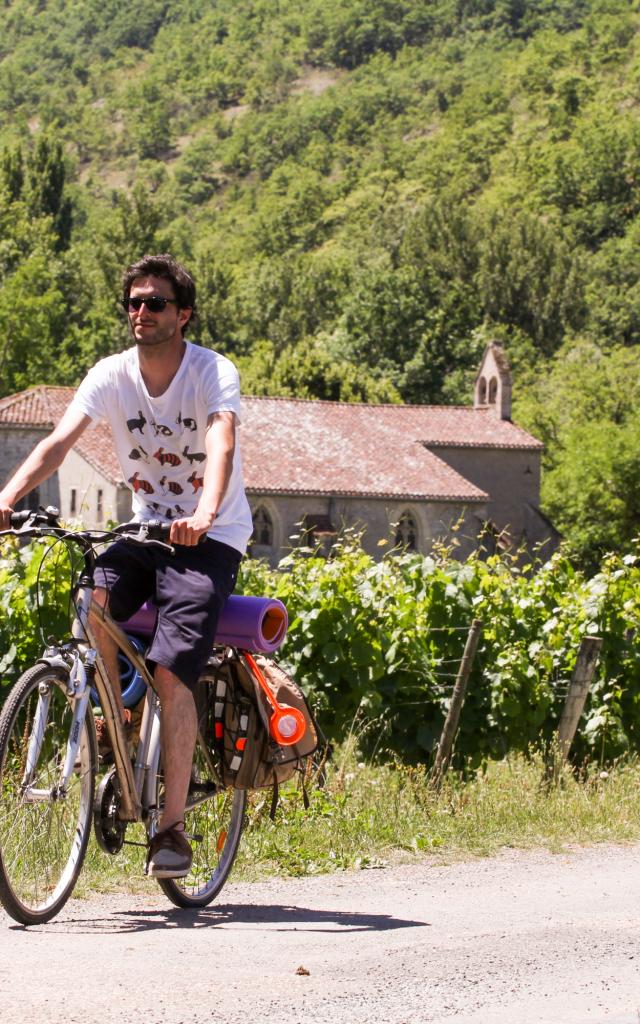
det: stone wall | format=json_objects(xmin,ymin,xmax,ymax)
[
  {"xmin": 0, "ymin": 428, "xmax": 130, "ymax": 525},
  {"xmin": 0, "ymin": 427, "xmax": 59, "ymax": 510},
  {"xmin": 432, "ymin": 446, "xmax": 545, "ymax": 548},
  {"xmin": 58, "ymin": 448, "xmax": 129, "ymax": 525},
  {"xmin": 247, "ymin": 492, "xmax": 486, "ymax": 565}
]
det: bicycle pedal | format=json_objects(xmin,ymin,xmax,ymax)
[
  {"xmin": 186, "ymin": 832, "xmax": 203, "ymax": 843},
  {"xmin": 188, "ymin": 781, "xmax": 219, "ymax": 797}
]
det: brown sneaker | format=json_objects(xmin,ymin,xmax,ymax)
[{"xmin": 147, "ymin": 823, "xmax": 193, "ymax": 879}]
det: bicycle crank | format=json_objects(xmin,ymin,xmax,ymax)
[{"xmin": 94, "ymin": 767, "xmax": 127, "ymax": 854}]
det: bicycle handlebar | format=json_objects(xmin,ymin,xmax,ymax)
[
  {"xmin": 111, "ymin": 519, "xmax": 174, "ymax": 551},
  {"xmin": 1, "ymin": 507, "xmax": 176, "ymax": 553}
]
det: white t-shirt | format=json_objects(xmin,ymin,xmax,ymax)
[{"xmin": 71, "ymin": 342, "xmax": 253, "ymax": 554}]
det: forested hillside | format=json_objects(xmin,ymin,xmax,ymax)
[{"xmin": 1, "ymin": 0, "xmax": 639, "ymax": 566}]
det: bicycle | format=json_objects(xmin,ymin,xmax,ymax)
[{"xmin": 0, "ymin": 507, "xmax": 278, "ymax": 926}]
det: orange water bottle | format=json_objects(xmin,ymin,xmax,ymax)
[{"xmin": 243, "ymin": 652, "xmax": 306, "ymax": 746}]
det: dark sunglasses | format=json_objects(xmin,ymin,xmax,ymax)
[{"xmin": 122, "ymin": 295, "xmax": 178, "ymax": 313}]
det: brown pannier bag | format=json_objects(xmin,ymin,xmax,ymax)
[{"xmin": 210, "ymin": 652, "xmax": 320, "ymax": 811}]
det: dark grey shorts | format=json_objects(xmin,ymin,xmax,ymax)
[{"xmin": 94, "ymin": 537, "xmax": 242, "ymax": 689}]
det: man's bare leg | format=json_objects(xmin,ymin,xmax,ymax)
[
  {"xmin": 153, "ymin": 665, "xmax": 197, "ymax": 831},
  {"xmin": 89, "ymin": 587, "xmax": 127, "ymax": 725}
]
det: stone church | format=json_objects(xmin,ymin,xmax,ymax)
[{"xmin": 0, "ymin": 344, "xmax": 557, "ymax": 562}]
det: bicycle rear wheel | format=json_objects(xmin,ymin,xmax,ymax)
[
  {"xmin": 155, "ymin": 670, "xmax": 246, "ymax": 909},
  {"xmin": 0, "ymin": 664, "xmax": 97, "ymax": 925}
]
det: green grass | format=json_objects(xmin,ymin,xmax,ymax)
[{"xmin": 76, "ymin": 743, "xmax": 640, "ymax": 898}]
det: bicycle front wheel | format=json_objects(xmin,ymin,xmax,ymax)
[
  {"xmin": 0, "ymin": 664, "xmax": 97, "ymax": 925},
  {"xmin": 155, "ymin": 671, "xmax": 246, "ymax": 909}
]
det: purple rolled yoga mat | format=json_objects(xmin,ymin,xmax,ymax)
[{"xmin": 121, "ymin": 594, "xmax": 288, "ymax": 653}]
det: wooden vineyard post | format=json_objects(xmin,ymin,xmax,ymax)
[
  {"xmin": 430, "ymin": 619, "xmax": 483, "ymax": 790},
  {"xmin": 553, "ymin": 635, "xmax": 602, "ymax": 777}
]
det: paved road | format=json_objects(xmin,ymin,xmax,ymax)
[{"xmin": 1, "ymin": 844, "xmax": 639, "ymax": 1023}]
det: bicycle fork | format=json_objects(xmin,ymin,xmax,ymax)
[{"xmin": 21, "ymin": 648, "xmax": 93, "ymax": 801}]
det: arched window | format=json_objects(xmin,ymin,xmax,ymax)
[
  {"xmin": 395, "ymin": 512, "xmax": 418, "ymax": 551},
  {"xmin": 478, "ymin": 376, "xmax": 487, "ymax": 404},
  {"xmin": 488, "ymin": 377, "xmax": 498, "ymax": 404},
  {"xmin": 251, "ymin": 506, "xmax": 274, "ymax": 547}
]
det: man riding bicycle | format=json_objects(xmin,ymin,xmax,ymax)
[{"xmin": 0, "ymin": 253, "xmax": 253, "ymax": 879}]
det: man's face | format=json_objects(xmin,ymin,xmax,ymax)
[{"xmin": 126, "ymin": 275, "xmax": 191, "ymax": 348}]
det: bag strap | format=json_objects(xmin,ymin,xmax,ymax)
[
  {"xmin": 301, "ymin": 774, "xmax": 310, "ymax": 810},
  {"xmin": 269, "ymin": 780, "xmax": 279, "ymax": 820}
]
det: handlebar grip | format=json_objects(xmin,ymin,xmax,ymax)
[
  {"xmin": 143, "ymin": 520, "xmax": 172, "ymax": 542},
  {"xmin": 9, "ymin": 510, "xmax": 32, "ymax": 526},
  {"xmin": 9, "ymin": 506, "xmax": 61, "ymax": 528}
]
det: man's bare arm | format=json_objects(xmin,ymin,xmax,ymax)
[
  {"xmin": 0, "ymin": 406, "xmax": 92, "ymax": 528},
  {"xmin": 169, "ymin": 411, "xmax": 236, "ymax": 546}
]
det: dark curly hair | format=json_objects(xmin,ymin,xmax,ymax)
[{"xmin": 122, "ymin": 254, "xmax": 197, "ymax": 335}]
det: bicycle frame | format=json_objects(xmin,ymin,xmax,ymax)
[
  {"xmin": 24, "ymin": 571, "xmax": 227, "ymax": 828},
  {"xmin": 82, "ymin": 593, "xmax": 220, "ymax": 825},
  {"xmin": 85, "ymin": 594, "xmax": 148, "ymax": 820}
]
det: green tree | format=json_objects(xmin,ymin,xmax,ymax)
[
  {"xmin": 543, "ymin": 418, "xmax": 640, "ymax": 571},
  {"xmin": 516, "ymin": 340, "xmax": 640, "ymax": 569},
  {"xmin": 0, "ymin": 147, "xmax": 23, "ymax": 202},
  {"xmin": 585, "ymin": 219, "xmax": 640, "ymax": 347},
  {"xmin": 0, "ymin": 246, "xmax": 76, "ymax": 393},
  {"xmin": 236, "ymin": 337, "xmax": 401, "ymax": 402},
  {"xmin": 1, "ymin": 136, "xmax": 72, "ymax": 250},
  {"xmin": 476, "ymin": 207, "xmax": 586, "ymax": 354}
]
